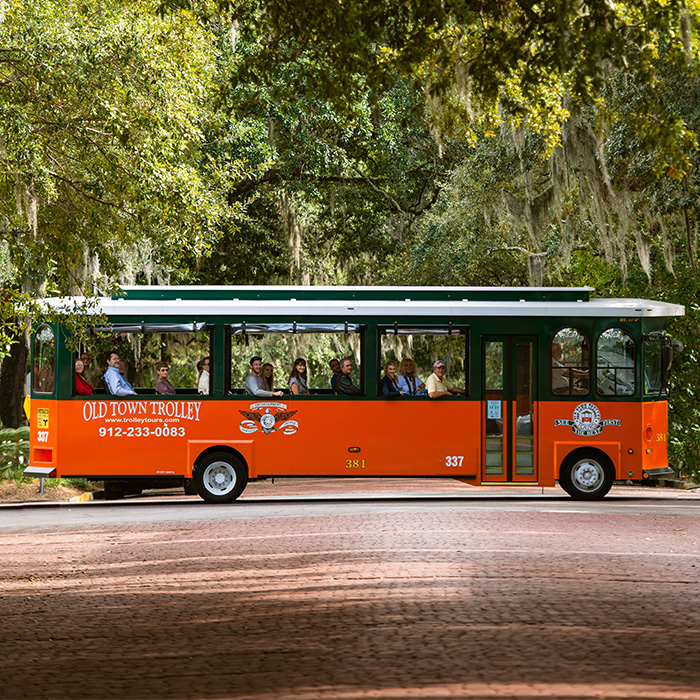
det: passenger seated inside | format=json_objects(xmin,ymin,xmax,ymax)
[
  {"xmin": 246, "ymin": 356, "xmax": 284, "ymax": 398},
  {"xmin": 425, "ymin": 359, "xmax": 465, "ymax": 399},
  {"xmin": 551, "ymin": 342, "xmax": 588, "ymax": 394},
  {"xmin": 398, "ymin": 358, "xmax": 425, "ymax": 395},
  {"xmin": 329, "ymin": 358, "xmax": 341, "ymax": 389},
  {"xmin": 104, "ymin": 351, "xmax": 136, "ymax": 396},
  {"xmin": 334, "ymin": 357, "xmax": 361, "ymax": 396},
  {"xmin": 289, "ymin": 358, "xmax": 309, "ymax": 395},
  {"xmin": 381, "ymin": 361, "xmax": 402, "ymax": 398},
  {"xmin": 75, "ymin": 358, "xmax": 93, "ymax": 396},
  {"xmin": 155, "ymin": 362, "xmax": 176, "ymax": 395},
  {"xmin": 80, "ymin": 352, "xmax": 94, "ymax": 384},
  {"xmin": 197, "ymin": 356, "xmax": 210, "ymax": 394},
  {"xmin": 261, "ymin": 363, "xmax": 275, "ymax": 392}
]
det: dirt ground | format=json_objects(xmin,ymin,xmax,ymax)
[{"xmin": 0, "ymin": 479, "xmax": 90, "ymax": 502}]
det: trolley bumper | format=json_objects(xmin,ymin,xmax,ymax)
[
  {"xmin": 642, "ymin": 467, "xmax": 675, "ymax": 480},
  {"xmin": 24, "ymin": 466, "xmax": 56, "ymax": 478}
]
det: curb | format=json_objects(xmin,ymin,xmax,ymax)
[
  {"xmin": 69, "ymin": 492, "xmax": 93, "ymax": 503},
  {"xmin": 656, "ymin": 478, "xmax": 700, "ymax": 490}
]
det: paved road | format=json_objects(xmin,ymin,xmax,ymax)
[
  {"xmin": 2, "ymin": 481, "xmax": 700, "ymax": 529},
  {"xmin": 1, "ymin": 481, "xmax": 699, "ymax": 699}
]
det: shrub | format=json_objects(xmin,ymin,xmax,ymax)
[{"xmin": 0, "ymin": 427, "xmax": 30, "ymax": 478}]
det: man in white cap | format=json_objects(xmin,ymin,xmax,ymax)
[{"xmin": 425, "ymin": 359, "xmax": 465, "ymax": 399}]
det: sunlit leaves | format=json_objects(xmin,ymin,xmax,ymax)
[{"xmin": 0, "ymin": 0, "xmax": 231, "ymax": 303}]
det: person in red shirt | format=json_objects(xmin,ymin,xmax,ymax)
[{"xmin": 75, "ymin": 358, "xmax": 93, "ymax": 395}]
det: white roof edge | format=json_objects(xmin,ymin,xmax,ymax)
[
  {"xmin": 117, "ymin": 284, "xmax": 596, "ymax": 292},
  {"xmin": 38, "ymin": 296, "xmax": 685, "ymax": 318}
]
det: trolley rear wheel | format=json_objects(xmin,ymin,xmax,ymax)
[{"xmin": 194, "ymin": 452, "xmax": 248, "ymax": 503}]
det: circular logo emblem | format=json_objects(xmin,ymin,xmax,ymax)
[
  {"xmin": 572, "ymin": 402, "xmax": 601, "ymax": 432},
  {"xmin": 260, "ymin": 412, "xmax": 276, "ymax": 432}
]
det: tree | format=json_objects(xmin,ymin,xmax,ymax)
[
  {"xmin": 0, "ymin": 0, "xmax": 233, "ymax": 425},
  {"xmin": 185, "ymin": 15, "xmax": 462, "ymax": 286}
]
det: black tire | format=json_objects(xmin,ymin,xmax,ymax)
[
  {"xmin": 183, "ymin": 478, "xmax": 198, "ymax": 495},
  {"xmin": 559, "ymin": 449, "xmax": 615, "ymax": 500},
  {"xmin": 103, "ymin": 481, "xmax": 124, "ymax": 500},
  {"xmin": 103, "ymin": 479, "xmax": 145, "ymax": 499},
  {"xmin": 194, "ymin": 452, "xmax": 248, "ymax": 503}
]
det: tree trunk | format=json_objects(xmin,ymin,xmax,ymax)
[{"xmin": 0, "ymin": 333, "xmax": 29, "ymax": 428}]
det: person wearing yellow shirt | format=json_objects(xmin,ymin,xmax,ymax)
[{"xmin": 425, "ymin": 359, "xmax": 466, "ymax": 399}]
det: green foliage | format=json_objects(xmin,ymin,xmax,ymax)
[
  {"xmin": 0, "ymin": 427, "xmax": 30, "ymax": 476},
  {"xmin": 167, "ymin": 1, "xmax": 688, "ymax": 153},
  {"xmin": 0, "ymin": 0, "xmax": 234, "ymax": 354},
  {"xmin": 288, "ymin": 3, "xmax": 675, "ymax": 99},
  {"xmin": 183, "ymin": 15, "xmax": 459, "ymax": 286},
  {"xmin": 381, "ymin": 126, "xmax": 531, "ymax": 286}
]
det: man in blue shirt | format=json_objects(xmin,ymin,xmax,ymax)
[
  {"xmin": 104, "ymin": 351, "xmax": 137, "ymax": 396},
  {"xmin": 329, "ymin": 358, "xmax": 341, "ymax": 389}
]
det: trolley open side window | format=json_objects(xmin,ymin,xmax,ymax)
[
  {"xmin": 227, "ymin": 322, "xmax": 365, "ymax": 395},
  {"xmin": 378, "ymin": 325, "xmax": 469, "ymax": 397},
  {"xmin": 77, "ymin": 322, "xmax": 213, "ymax": 395}
]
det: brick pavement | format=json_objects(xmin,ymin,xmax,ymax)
[{"xmin": 0, "ymin": 487, "xmax": 699, "ymax": 699}]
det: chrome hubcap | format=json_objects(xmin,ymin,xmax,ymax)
[
  {"xmin": 203, "ymin": 461, "xmax": 236, "ymax": 495},
  {"xmin": 572, "ymin": 459, "xmax": 604, "ymax": 492}
]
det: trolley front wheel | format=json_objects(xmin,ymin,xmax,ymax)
[{"xmin": 559, "ymin": 449, "xmax": 614, "ymax": 500}]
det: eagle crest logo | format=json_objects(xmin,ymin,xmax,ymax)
[{"xmin": 239, "ymin": 402, "xmax": 299, "ymax": 435}]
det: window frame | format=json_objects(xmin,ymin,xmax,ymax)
[
  {"xmin": 225, "ymin": 322, "xmax": 367, "ymax": 396},
  {"xmin": 377, "ymin": 324, "xmax": 470, "ymax": 398},
  {"xmin": 32, "ymin": 324, "xmax": 57, "ymax": 395},
  {"xmin": 595, "ymin": 327, "xmax": 637, "ymax": 398},
  {"xmin": 550, "ymin": 327, "xmax": 591, "ymax": 397}
]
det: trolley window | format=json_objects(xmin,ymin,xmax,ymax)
[
  {"xmin": 32, "ymin": 324, "xmax": 56, "ymax": 394},
  {"xmin": 596, "ymin": 328, "xmax": 636, "ymax": 396},
  {"xmin": 551, "ymin": 328, "xmax": 590, "ymax": 396},
  {"xmin": 378, "ymin": 325, "xmax": 469, "ymax": 397},
  {"xmin": 77, "ymin": 323, "xmax": 213, "ymax": 395},
  {"xmin": 228, "ymin": 322, "xmax": 365, "ymax": 394}
]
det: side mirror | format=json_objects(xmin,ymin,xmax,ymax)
[{"xmin": 671, "ymin": 338, "xmax": 684, "ymax": 353}]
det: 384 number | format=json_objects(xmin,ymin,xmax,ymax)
[{"xmin": 445, "ymin": 455, "xmax": 464, "ymax": 467}]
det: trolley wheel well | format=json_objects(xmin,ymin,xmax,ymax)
[
  {"xmin": 192, "ymin": 446, "xmax": 249, "ymax": 477},
  {"xmin": 559, "ymin": 447, "xmax": 615, "ymax": 477}
]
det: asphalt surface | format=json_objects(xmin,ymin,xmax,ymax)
[{"xmin": 1, "ymin": 480, "xmax": 699, "ymax": 699}]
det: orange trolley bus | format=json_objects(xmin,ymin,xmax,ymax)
[{"xmin": 25, "ymin": 285, "xmax": 684, "ymax": 501}]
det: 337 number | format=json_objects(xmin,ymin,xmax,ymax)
[
  {"xmin": 36, "ymin": 431, "xmax": 49, "ymax": 443},
  {"xmin": 445, "ymin": 455, "xmax": 464, "ymax": 467}
]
